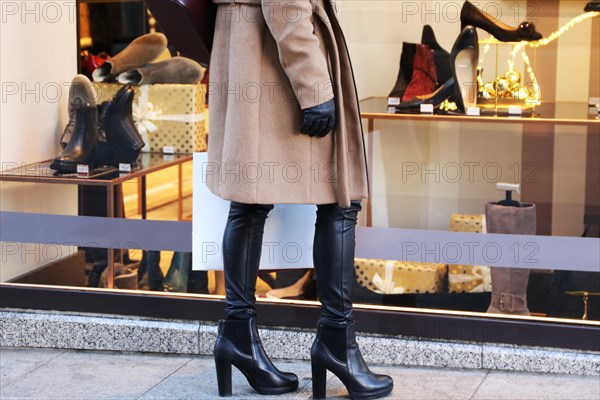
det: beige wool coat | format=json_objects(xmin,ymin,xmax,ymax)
[{"xmin": 207, "ymin": 0, "xmax": 368, "ymax": 207}]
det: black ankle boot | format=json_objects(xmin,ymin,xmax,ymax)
[
  {"xmin": 50, "ymin": 106, "xmax": 99, "ymax": 173},
  {"xmin": 213, "ymin": 317, "xmax": 299, "ymax": 396},
  {"xmin": 388, "ymin": 42, "xmax": 416, "ymax": 99},
  {"xmin": 389, "ymin": 25, "xmax": 451, "ymax": 100},
  {"xmin": 311, "ymin": 201, "xmax": 393, "ymax": 399},
  {"xmin": 311, "ymin": 322, "xmax": 393, "ymax": 400},
  {"xmin": 97, "ymin": 85, "xmax": 144, "ymax": 167},
  {"xmin": 421, "ymin": 25, "xmax": 452, "ymax": 87},
  {"xmin": 214, "ymin": 202, "xmax": 297, "ymax": 396}
]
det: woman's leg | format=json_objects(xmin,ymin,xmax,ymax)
[
  {"xmin": 311, "ymin": 201, "xmax": 393, "ymax": 399},
  {"xmin": 222, "ymin": 201, "xmax": 273, "ymax": 319},
  {"xmin": 312, "ymin": 201, "xmax": 361, "ymax": 327},
  {"xmin": 214, "ymin": 201, "xmax": 298, "ymax": 397}
]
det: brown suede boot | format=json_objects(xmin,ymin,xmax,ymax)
[
  {"xmin": 100, "ymin": 262, "xmax": 140, "ymax": 290},
  {"xmin": 117, "ymin": 57, "xmax": 204, "ymax": 85},
  {"xmin": 92, "ymin": 33, "xmax": 168, "ymax": 82},
  {"xmin": 485, "ymin": 202, "xmax": 536, "ymax": 315}
]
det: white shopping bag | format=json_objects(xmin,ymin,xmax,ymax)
[{"xmin": 192, "ymin": 152, "xmax": 317, "ymax": 271}]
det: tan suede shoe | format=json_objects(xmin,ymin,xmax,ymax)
[{"xmin": 92, "ymin": 33, "xmax": 168, "ymax": 82}]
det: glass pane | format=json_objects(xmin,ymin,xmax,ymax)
[{"xmin": 1, "ymin": 0, "xmax": 598, "ymax": 329}]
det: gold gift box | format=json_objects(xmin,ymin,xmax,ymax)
[
  {"xmin": 448, "ymin": 264, "xmax": 491, "ymax": 293},
  {"xmin": 95, "ymin": 83, "xmax": 207, "ymax": 154},
  {"xmin": 355, "ymin": 258, "xmax": 447, "ymax": 294},
  {"xmin": 448, "ymin": 214, "xmax": 491, "ymax": 293}
]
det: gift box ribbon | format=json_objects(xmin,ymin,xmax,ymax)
[
  {"xmin": 132, "ymin": 85, "xmax": 206, "ymax": 151},
  {"xmin": 448, "ymin": 265, "xmax": 492, "ymax": 292},
  {"xmin": 372, "ymin": 260, "xmax": 405, "ymax": 295}
]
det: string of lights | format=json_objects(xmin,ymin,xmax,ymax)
[{"xmin": 477, "ymin": 11, "xmax": 599, "ymax": 105}]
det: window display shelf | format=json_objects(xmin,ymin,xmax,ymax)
[
  {"xmin": 0, "ymin": 152, "xmax": 192, "ymax": 288},
  {"xmin": 0, "ymin": 153, "xmax": 191, "ymax": 186},
  {"xmin": 360, "ymin": 98, "xmax": 599, "ymax": 230},
  {"xmin": 360, "ymin": 97, "xmax": 599, "ymax": 127}
]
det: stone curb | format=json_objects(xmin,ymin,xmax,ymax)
[{"xmin": 1, "ymin": 309, "xmax": 598, "ymax": 376}]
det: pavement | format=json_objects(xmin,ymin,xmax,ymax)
[{"xmin": 1, "ymin": 347, "xmax": 599, "ymax": 400}]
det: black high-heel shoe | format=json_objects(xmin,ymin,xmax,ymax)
[
  {"xmin": 311, "ymin": 322, "xmax": 393, "ymax": 400},
  {"xmin": 394, "ymin": 77, "xmax": 456, "ymax": 113},
  {"xmin": 461, "ymin": 0, "xmax": 542, "ymax": 42},
  {"xmin": 213, "ymin": 317, "xmax": 298, "ymax": 396},
  {"xmin": 585, "ymin": 0, "xmax": 600, "ymax": 12},
  {"xmin": 451, "ymin": 26, "xmax": 479, "ymax": 112}
]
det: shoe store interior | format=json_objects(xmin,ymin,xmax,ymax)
[{"xmin": 1, "ymin": 0, "xmax": 599, "ymax": 336}]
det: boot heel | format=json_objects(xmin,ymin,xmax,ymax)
[
  {"xmin": 215, "ymin": 357, "xmax": 232, "ymax": 397},
  {"xmin": 311, "ymin": 362, "xmax": 327, "ymax": 399}
]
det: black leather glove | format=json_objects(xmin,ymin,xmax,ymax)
[{"xmin": 300, "ymin": 98, "xmax": 336, "ymax": 138}]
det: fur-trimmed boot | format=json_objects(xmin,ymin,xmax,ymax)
[
  {"xmin": 118, "ymin": 57, "xmax": 204, "ymax": 85},
  {"xmin": 92, "ymin": 33, "xmax": 168, "ymax": 82}
]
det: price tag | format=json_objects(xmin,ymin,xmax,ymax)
[
  {"xmin": 420, "ymin": 104, "xmax": 434, "ymax": 114},
  {"xmin": 163, "ymin": 146, "xmax": 175, "ymax": 154},
  {"xmin": 118, "ymin": 163, "xmax": 131, "ymax": 173},
  {"xmin": 387, "ymin": 97, "xmax": 401, "ymax": 106},
  {"xmin": 466, "ymin": 107, "xmax": 480, "ymax": 116},
  {"xmin": 508, "ymin": 106, "xmax": 522, "ymax": 116},
  {"xmin": 589, "ymin": 97, "xmax": 600, "ymax": 106},
  {"xmin": 76, "ymin": 164, "xmax": 89, "ymax": 177}
]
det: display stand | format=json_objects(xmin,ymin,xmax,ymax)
[
  {"xmin": 0, "ymin": 152, "xmax": 192, "ymax": 288},
  {"xmin": 477, "ymin": 38, "xmax": 540, "ymax": 115}
]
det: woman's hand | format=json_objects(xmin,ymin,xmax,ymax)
[{"xmin": 300, "ymin": 98, "xmax": 336, "ymax": 138}]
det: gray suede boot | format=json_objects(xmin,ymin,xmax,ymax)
[
  {"xmin": 92, "ymin": 33, "xmax": 168, "ymax": 82},
  {"xmin": 117, "ymin": 57, "xmax": 204, "ymax": 85},
  {"xmin": 485, "ymin": 202, "xmax": 536, "ymax": 315}
]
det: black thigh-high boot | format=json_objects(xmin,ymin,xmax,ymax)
[
  {"xmin": 311, "ymin": 201, "xmax": 393, "ymax": 400},
  {"xmin": 213, "ymin": 202, "xmax": 298, "ymax": 397}
]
